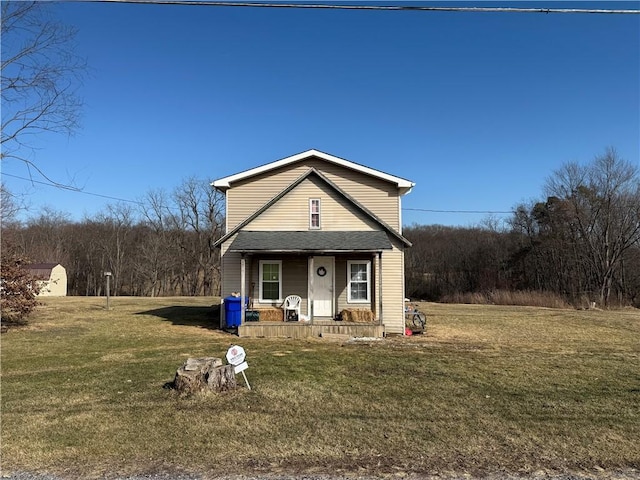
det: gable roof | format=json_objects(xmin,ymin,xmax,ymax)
[
  {"xmin": 213, "ymin": 167, "xmax": 412, "ymax": 249},
  {"xmin": 212, "ymin": 149, "xmax": 415, "ymax": 194},
  {"xmin": 24, "ymin": 263, "xmax": 63, "ymax": 280},
  {"xmin": 25, "ymin": 263, "xmax": 60, "ymax": 270}
]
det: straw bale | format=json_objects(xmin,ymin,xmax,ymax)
[
  {"xmin": 258, "ymin": 308, "xmax": 284, "ymax": 322},
  {"xmin": 340, "ymin": 308, "xmax": 375, "ymax": 323}
]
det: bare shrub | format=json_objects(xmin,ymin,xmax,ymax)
[
  {"xmin": 0, "ymin": 247, "xmax": 41, "ymax": 327},
  {"xmin": 441, "ymin": 291, "xmax": 491, "ymax": 304}
]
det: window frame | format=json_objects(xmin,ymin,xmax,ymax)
[
  {"xmin": 347, "ymin": 260, "xmax": 371, "ymax": 303},
  {"xmin": 259, "ymin": 260, "xmax": 282, "ymax": 303},
  {"xmin": 309, "ymin": 198, "xmax": 321, "ymax": 230}
]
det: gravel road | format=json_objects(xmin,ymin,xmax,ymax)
[{"xmin": 2, "ymin": 470, "xmax": 640, "ymax": 480}]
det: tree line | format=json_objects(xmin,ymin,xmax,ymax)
[
  {"xmin": 405, "ymin": 148, "xmax": 640, "ymax": 308},
  {"xmin": 2, "ymin": 149, "xmax": 639, "ymax": 308},
  {"xmin": 2, "ymin": 177, "xmax": 225, "ymax": 297}
]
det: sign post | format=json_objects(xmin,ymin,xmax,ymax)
[
  {"xmin": 104, "ymin": 271, "xmax": 112, "ymax": 310},
  {"xmin": 226, "ymin": 345, "xmax": 251, "ymax": 390}
]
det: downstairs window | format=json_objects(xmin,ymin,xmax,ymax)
[{"xmin": 347, "ymin": 260, "xmax": 370, "ymax": 303}]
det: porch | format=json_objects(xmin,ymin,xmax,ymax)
[{"xmin": 227, "ymin": 231, "xmax": 392, "ymax": 331}]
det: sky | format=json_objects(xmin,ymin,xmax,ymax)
[{"xmin": 2, "ymin": 0, "xmax": 639, "ymax": 228}]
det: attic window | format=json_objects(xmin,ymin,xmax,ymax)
[{"xmin": 309, "ymin": 198, "xmax": 321, "ymax": 230}]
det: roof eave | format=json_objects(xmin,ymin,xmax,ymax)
[
  {"xmin": 399, "ymin": 185, "xmax": 415, "ymax": 196},
  {"xmin": 212, "ymin": 149, "xmax": 415, "ymax": 190},
  {"xmin": 231, "ymin": 248, "xmax": 388, "ymax": 254}
]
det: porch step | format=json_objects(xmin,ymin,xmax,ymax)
[{"xmin": 238, "ymin": 322, "xmax": 385, "ymax": 339}]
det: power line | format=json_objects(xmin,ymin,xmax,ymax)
[
  {"xmin": 4, "ymin": 172, "xmax": 515, "ymax": 217},
  {"xmin": 1, "ymin": 172, "xmax": 144, "ymax": 206},
  {"xmin": 85, "ymin": 0, "xmax": 640, "ymax": 14},
  {"xmin": 404, "ymin": 207, "xmax": 514, "ymax": 214},
  {"xmin": 2, "ymin": 172, "xmax": 221, "ymax": 217}
]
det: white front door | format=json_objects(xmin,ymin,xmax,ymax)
[{"xmin": 311, "ymin": 256, "xmax": 334, "ymax": 317}]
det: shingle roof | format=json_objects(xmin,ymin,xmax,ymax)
[
  {"xmin": 24, "ymin": 263, "xmax": 60, "ymax": 270},
  {"xmin": 24, "ymin": 263, "xmax": 61, "ymax": 280},
  {"xmin": 227, "ymin": 231, "xmax": 392, "ymax": 253}
]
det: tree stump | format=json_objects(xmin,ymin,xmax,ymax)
[{"xmin": 173, "ymin": 357, "xmax": 237, "ymax": 394}]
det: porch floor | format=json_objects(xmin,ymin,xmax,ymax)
[{"xmin": 238, "ymin": 321, "xmax": 384, "ymax": 339}]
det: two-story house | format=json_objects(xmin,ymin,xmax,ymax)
[{"xmin": 212, "ymin": 149, "xmax": 414, "ymax": 337}]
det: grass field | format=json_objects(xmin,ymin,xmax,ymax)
[{"xmin": 1, "ymin": 297, "xmax": 639, "ymax": 479}]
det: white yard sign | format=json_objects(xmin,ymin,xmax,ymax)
[
  {"xmin": 226, "ymin": 345, "xmax": 246, "ymax": 365},
  {"xmin": 226, "ymin": 345, "xmax": 251, "ymax": 390}
]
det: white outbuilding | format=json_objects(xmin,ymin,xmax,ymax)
[{"xmin": 25, "ymin": 263, "xmax": 68, "ymax": 297}]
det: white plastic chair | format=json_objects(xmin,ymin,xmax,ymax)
[{"xmin": 283, "ymin": 295, "xmax": 301, "ymax": 322}]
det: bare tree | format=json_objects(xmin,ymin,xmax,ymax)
[
  {"xmin": 556, "ymin": 149, "xmax": 640, "ymax": 305},
  {"xmin": 70, "ymin": 219, "xmax": 110, "ymax": 296},
  {"xmin": 524, "ymin": 147, "xmax": 640, "ymax": 306},
  {"xmin": 22, "ymin": 206, "xmax": 72, "ymax": 263},
  {"xmin": 169, "ymin": 177, "xmax": 225, "ymax": 296},
  {"xmin": 94, "ymin": 203, "xmax": 135, "ymax": 295},
  {"xmin": 0, "ymin": 182, "xmax": 24, "ymax": 225},
  {"xmin": 1, "ymin": 1, "xmax": 85, "ymax": 172},
  {"xmin": 137, "ymin": 189, "xmax": 173, "ymax": 296}
]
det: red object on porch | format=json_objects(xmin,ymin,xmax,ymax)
[{"xmin": 405, "ymin": 328, "xmax": 413, "ymax": 336}]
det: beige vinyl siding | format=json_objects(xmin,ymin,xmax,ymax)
[
  {"xmin": 331, "ymin": 247, "xmax": 405, "ymax": 334},
  {"xmin": 220, "ymin": 238, "xmax": 242, "ymax": 298},
  {"xmin": 227, "ymin": 158, "xmax": 401, "ymax": 231},
  {"xmin": 335, "ymin": 256, "xmax": 374, "ymax": 312},
  {"xmin": 246, "ymin": 176, "xmax": 381, "ymax": 232},
  {"xmin": 282, "ymin": 257, "xmax": 308, "ymax": 313},
  {"xmin": 248, "ymin": 255, "xmax": 309, "ymax": 312},
  {"xmin": 335, "ymin": 260, "xmax": 348, "ymax": 312},
  {"xmin": 219, "ymin": 239, "xmax": 239, "ymax": 325},
  {"xmin": 220, "ymin": 245, "xmax": 309, "ymax": 319},
  {"xmin": 380, "ymin": 242, "xmax": 406, "ymax": 335}
]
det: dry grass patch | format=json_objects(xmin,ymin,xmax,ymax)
[
  {"xmin": 1, "ymin": 297, "xmax": 639, "ymax": 478},
  {"xmin": 441, "ymin": 289, "xmax": 571, "ymax": 308}
]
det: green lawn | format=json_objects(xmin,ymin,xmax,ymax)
[{"xmin": 1, "ymin": 297, "xmax": 639, "ymax": 479}]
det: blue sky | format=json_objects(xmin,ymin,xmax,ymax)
[{"xmin": 2, "ymin": 0, "xmax": 639, "ymax": 227}]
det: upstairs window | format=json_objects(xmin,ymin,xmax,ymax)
[{"xmin": 309, "ymin": 198, "xmax": 321, "ymax": 229}]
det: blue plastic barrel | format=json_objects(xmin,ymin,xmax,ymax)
[{"xmin": 224, "ymin": 296, "xmax": 247, "ymax": 328}]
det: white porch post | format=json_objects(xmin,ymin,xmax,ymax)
[
  {"xmin": 240, "ymin": 254, "xmax": 246, "ymax": 324},
  {"xmin": 308, "ymin": 255, "xmax": 314, "ymax": 324},
  {"xmin": 378, "ymin": 251, "xmax": 383, "ymax": 325}
]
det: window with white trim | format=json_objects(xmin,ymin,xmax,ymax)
[
  {"xmin": 259, "ymin": 260, "xmax": 282, "ymax": 302},
  {"xmin": 309, "ymin": 198, "xmax": 321, "ymax": 229},
  {"xmin": 347, "ymin": 260, "xmax": 370, "ymax": 303}
]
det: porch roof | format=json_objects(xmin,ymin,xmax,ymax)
[{"xmin": 227, "ymin": 230, "xmax": 392, "ymax": 253}]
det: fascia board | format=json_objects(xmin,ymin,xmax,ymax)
[{"xmin": 211, "ymin": 149, "xmax": 415, "ymax": 190}]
